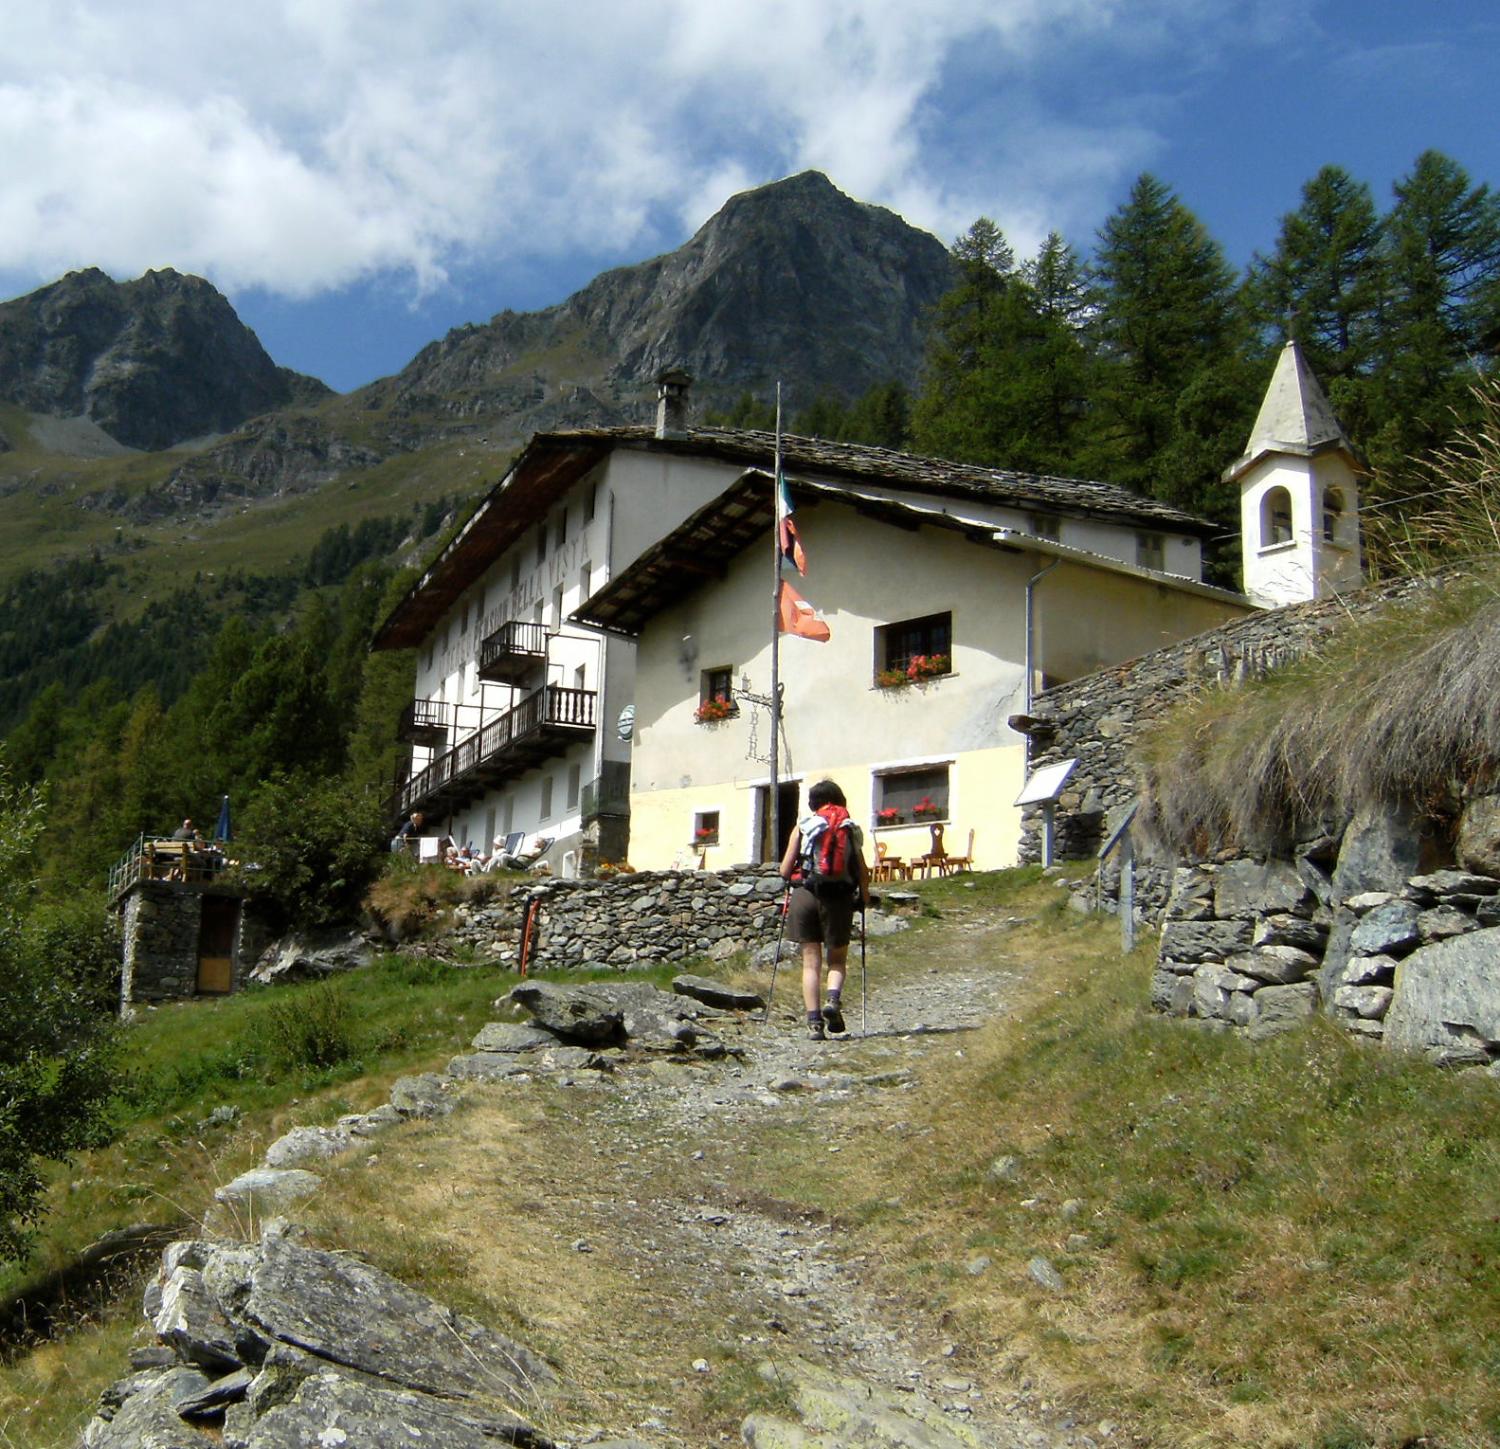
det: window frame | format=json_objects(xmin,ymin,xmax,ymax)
[
  {"xmin": 1135, "ymin": 531, "xmax": 1165, "ymax": 571},
  {"xmin": 873, "ymin": 763, "xmax": 951, "ymax": 826},
  {"xmin": 696, "ymin": 665, "xmax": 739, "ymax": 721},
  {"xmin": 1261, "ymin": 487, "xmax": 1294, "ymax": 549},
  {"xmin": 874, "ymin": 611, "xmax": 952, "ymax": 686}
]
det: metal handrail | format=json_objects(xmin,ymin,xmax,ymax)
[
  {"xmin": 107, "ymin": 834, "xmax": 230, "ymax": 902},
  {"xmin": 398, "ymin": 685, "xmax": 597, "ymax": 815},
  {"xmin": 479, "ymin": 620, "xmax": 548, "ymax": 675}
]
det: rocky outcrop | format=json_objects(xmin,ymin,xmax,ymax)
[
  {"xmin": 80, "ymin": 1224, "xmax": 555, "ymax": 1447},
  {"xmin": 249, "ymin": 928, "xmax": 377, "ymax": 986},
  {"xmin": 0, "ymin": 268, "xmax": 330, "ymax": 451},
  {"xmin": 123, "ymin": 414, "xmax": 388, "ymax": 521},
  {"xmin": 368, "ymin": 171, "xmax": 955, "ymax": 432}
]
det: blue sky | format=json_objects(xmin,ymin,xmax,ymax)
[{"xmin": 1, "ymin": 1, "xmax": 1495, "ymax": 394}]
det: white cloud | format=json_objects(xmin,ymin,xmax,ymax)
[{"xmin": 0, "ymin": 0, "xmax": 1302, "ymax": 300}]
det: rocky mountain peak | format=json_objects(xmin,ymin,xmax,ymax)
[
  {"xmin": 374, "ymin": 170, "xmax": 955, "ymax": 431},
  {"xmin": 0, "ymin": 267, "xmax": 331, "ymax": 451}
]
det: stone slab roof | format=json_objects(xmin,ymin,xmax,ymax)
[{"xmin": 575, "ymin": 469, "xmax": 1246, "ymax": 638}]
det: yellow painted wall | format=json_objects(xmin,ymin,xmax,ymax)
[{"xmin": 628, "ymin": 743, "xmax": 1029, "ymax": 874}]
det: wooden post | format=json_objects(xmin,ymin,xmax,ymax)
[{"xmin": 1119, "ymin": 827, "xmax": 1136, "ymax": 955}]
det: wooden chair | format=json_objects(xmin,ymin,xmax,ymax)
[
  {"xmin": 916, "ymin": 822, "xmax": 948, "ymax": 879},
  {"xmin": 944, "ymin": 829, "xmax": 975, "ymax": 874},
  {"xmin": 873, "ymin": 840, "xmax": 908, "ymax": 882}
]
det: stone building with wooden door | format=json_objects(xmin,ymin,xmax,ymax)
[{"xmin": 109, "ymin": 836, "xmax": 276, "ymax": 1010}]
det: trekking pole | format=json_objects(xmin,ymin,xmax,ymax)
[
  {"xmin": 762, "ymin": 885, "xmax": 791, "ymax": 1025},
  {"xmin": 859, "ymin": 901, "xmax": 868, "ymax": 1035}
]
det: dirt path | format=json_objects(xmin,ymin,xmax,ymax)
[{"xmin": 463, "ymin": 900, "xmax": 1110, "ymax": 1448}]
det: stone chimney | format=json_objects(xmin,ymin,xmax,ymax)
[{"xmin": 655, "ymin": 368, "xmax": 692, "ymax": 439}]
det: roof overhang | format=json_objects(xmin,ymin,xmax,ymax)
[
  {"xmin": 575, "ymin": 473, "xmax": 1250, "ymax": 638},
  {"xmin": 1222, "ymin": 437, "xmax": 1371, "ymax": 486},
  {"xmin": 371, "ymin": 434, "xmax": 617, "ymax": 650},
  {"xmin": 374, "ymin": 420, "xmax": 1222, "ymax": 651}
]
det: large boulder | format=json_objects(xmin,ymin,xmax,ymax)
[
  {"xmin": 1213, "ymin": 859, "xmax": 1309, "ymax": 919},
  {"xmin": 1457, "ymin": 794, "xmax": 1500, "ymax": 877},
  {"xmin": 1158, "ymin": 919, "xmax": 1253, "ymax": 965},
  {"xmin": 81, "ymin": 1365, "xmax": 214, "ymax": 1448},
  {"xmin": 672, "ymin": 974, "xmax": 764, "ymax": 1010},
  {"xmin": 1244, "ymin": 982, "xmax": 1319, "ymax": 1041},
  {"xmin": 238, "ymin": 1370, "xmax": 551, "ymax": 1449},
  {"xmin": 1383, "ymin": 927, "xmax": 1500, "ymax": 1066},
  {"xmin": 213, "ymin": 1168, "xmax": 322, "ymax": 1218},
  {"xmin": 507, "ymin": 982, "xmax": 625, "ymax": 1044},
  {"xmin": 1331, "ymin": 804, "xmax": 1423, "ymax": 899},
  {"xmin": 251, "ymin": 929, "xmax": 376, "ymax": 986},
  {"xmin": 240, "ymin": 1236, "xmax": 554, "ymax": 1402}
]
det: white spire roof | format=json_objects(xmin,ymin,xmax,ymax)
[{"xmin": 1224, "ymin": 339, "xmax": 1360, "ymax": 482}]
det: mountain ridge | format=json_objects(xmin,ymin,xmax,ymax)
[{"xmin": 0, "ymin": 266, "xmax": 331, "ymax": 452}]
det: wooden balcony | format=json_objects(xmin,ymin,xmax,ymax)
[
  {"xmin": 478, "ymin": 620, "xmax": 548, "ymax": 684},
  {"xmin": 398, "ymin": 698, "xmax": 449, "ymax": 747},
  {"xmin": 395, "ymin": 685, "xmax": 597, "ymax": 818}
]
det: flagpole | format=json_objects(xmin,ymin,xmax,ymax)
[{"xmin": 770, "ymin": 382, "xmax": 783, "ymax": 862}]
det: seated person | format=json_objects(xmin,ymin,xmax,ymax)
[{"xmin": 488, "ymin": 832, "xmax": 552, "ymax": 871}]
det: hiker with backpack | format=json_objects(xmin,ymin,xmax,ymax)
[{"xmin": 778, "ymin": 779, "xmax": 872, "ymax": 1040}]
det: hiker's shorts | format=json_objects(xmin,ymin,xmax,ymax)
[{"xmin": 786, "ymin": 885, "xmax": 856, "ymax": 949}]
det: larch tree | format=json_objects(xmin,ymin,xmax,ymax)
[
  {"xmin": 1373, "ymin": 150, "xmax": 1500, "ymax": 469},
  {"xmin": 1249, "ymin": 164, "xmax": 1386, "ymax": 382}
]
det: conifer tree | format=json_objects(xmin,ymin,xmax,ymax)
[
  {"xmin": 1090, "ymin": 174, "xmax": 1239, "ymax": 503},
  {"xmin": 1373, "ymin": 150, "xmax": 1500, "ymax": 468},
  {"xmin": 913, "ymin": 223, "xmax": 1094, "ymax": 475}
]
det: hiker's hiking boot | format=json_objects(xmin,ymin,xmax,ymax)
[
  {"xmin": 823, "ymin": 1000, "xmax": 846, "ymax": 1034},
  {"xmin": 808, "ymin": 1016, "xmax": 826, "ymax": 1041}
]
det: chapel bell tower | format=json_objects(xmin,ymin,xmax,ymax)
[{"xmin": 1225, "ymin": 339, "xmax": 1365, "ymax": 608}]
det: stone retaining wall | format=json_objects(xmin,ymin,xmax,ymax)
[
  {"xmin": 1019, "ymin": 574, "xmax": 1432, "ymax": 881},
  {"xmin": 1152, "ymin": 799, "xmax": 1500, "ymax": 1069},
  {"xmin": 440, "ymin": 866, "xmax": 791, "ymax": 971}
]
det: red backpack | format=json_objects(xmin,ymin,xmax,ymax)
[{"xmin": 797, "ymin": 805, "xmax": 859, "ymax": 897}]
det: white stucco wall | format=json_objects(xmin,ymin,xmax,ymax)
[
  {"xmin": 401, "ymin": 449, "xmax": 740, "ymax": 859},
  {"xmin": 626, "ymin": 502, "xmax": 1246, "ymax": 872}
]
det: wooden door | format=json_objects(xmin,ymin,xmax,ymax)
[
  {"xmin": 196, "ymin": 896, "xmax": 238, "ymax": 995},
  {"xmin": 756, "ymin": 781, "xmax": 801, "ymax": 864}
]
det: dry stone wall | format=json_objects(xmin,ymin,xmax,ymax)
[
  {"xmin": 1019, "ymin": 575, "xmax": 1432, "ymax": 875},
  {"xmin": 1153, "ymin": 798, "xmax": 1500, "ymax": 1071},
  {"xmin": 118, "ymin": 883, "xmax": 276, "ymax": 1009},
  {"xmin": 439, "ymin": 866, "xmax": 790, "ymax": 971}
]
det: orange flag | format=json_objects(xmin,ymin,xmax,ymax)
[{"xmin": 777, "ymin": 578, "xmax": 830, "ymax": 642}]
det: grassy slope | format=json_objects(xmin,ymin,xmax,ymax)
[
  {"xmin": 6, "ymin": 871, "xmax": 1498, "ymax": 1448},
  {"xmin": 0, "ymin": 396, "xmax": 511, "ymax": 614}
]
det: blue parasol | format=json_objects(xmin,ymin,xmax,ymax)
[{"xmin": 214, "ymin": 794, "xmax": 232, "ymax": 843}]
